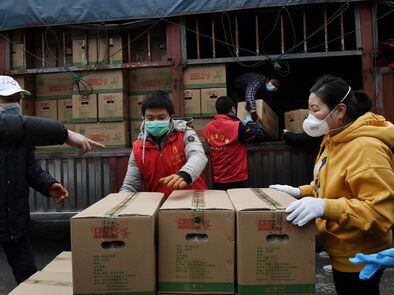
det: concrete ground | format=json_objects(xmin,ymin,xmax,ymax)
[{"xmin": 1, "ymin": 221, "xmax": 393, "ymax": 295}]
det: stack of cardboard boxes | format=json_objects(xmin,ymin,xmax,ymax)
[
  {"xmin": 129, "ymin": 67, "xmax": 173, "ymax": 141},
  {"xmin": 72, "ymin": 70, "xmax": 130, "ymax": 148},
  {"xmin": 183, "ymin": 64, "xmax": 227, "ymax": 140},
  {"xmin": 72, "ymin": 34, "xmax": 126, "ymax": 66},
  {"xmin": 9, "ymin": 189, "xmax": 315, "ymax": 294}
]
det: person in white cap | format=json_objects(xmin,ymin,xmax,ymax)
[{"xmin": 0, "ymin": 75, "xmax": 105, "ymax": 284}]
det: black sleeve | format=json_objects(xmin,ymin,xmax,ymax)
[
  {"xmin": 238, "ymin": 122, "xmax": 265, "ymax": 143},
  {"xmin": 26, "ymin": 147, "xmax": 58, "ymax": 198},
  {"xmin": 177, "ymin": 171, "xmax": 192, "ymax": 185},
  {"xmin": 0, "ymin": 114, "xmax": 68, "ymax": 146},
  {"xmin": 283, "ymin": 131, "xmax": 323, "ymax": 147}
]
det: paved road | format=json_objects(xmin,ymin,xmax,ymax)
[{"xmin": 1, "ymin": 221, "xmax": 393, "ymax": 294}]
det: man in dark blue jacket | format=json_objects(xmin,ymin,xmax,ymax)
[{"xmin": 0, "ymin": 75, "xmax": 104, "ymax": 284}]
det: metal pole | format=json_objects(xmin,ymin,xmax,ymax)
[
  {"xmin": 303, "ymin": 10, "xmax": 307, "ymax": 53},
  {"xmin": 196, "ymin": 16, "xmax": 200, "ymax": 59},
  {"xmin": 255, "ymin": 15, "xmax": 260, "ymax": 55},
  {"xmin": 211, "ymin": 15, "xmax": 216, "ymax": 58},
  {"xmin": 235, "ymin": 15, "xmax": 239, "ymax": 57},
  {"xmin": 127, "ymin": 32, "xmax": 131, "ymax": 63},
  {"xmin": 340, "ymin": 12, "xmax": 345, "ymax": 51},
  {"xmin": 147, "ymin": 30, "xmax": 151, "ymax": 62},
  {"xmin": 280, "ymin": 13, "xmax": 285, "ymax": 54},
  {"xmin": 324, "ymin": 7, "xmax": 328, "ymax": 52}
]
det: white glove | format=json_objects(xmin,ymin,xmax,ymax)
[
  {"xmin": 269, "ymin": 184, "xmax": 301, "ymax": 198},
  {"xmin": 285, "ymin": 197, "xmax": 325, "ymax": 226}
]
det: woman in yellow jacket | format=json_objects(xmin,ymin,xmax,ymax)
[{"xmin": 271, "ymin": 75, "xmax": 394, "ymax": 295}]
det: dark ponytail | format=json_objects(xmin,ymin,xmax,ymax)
[
  {"xmin": 345, "ymin": 90, "xmax": 372, "ymax": 121},
  {"xmin": 310, "ymin": 75, "xmax": 371, "ymax": 121}
]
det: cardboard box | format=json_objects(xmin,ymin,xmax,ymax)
[
  {"xmin": 88, "ymin": 38, "xmax": 107, "ymax": 65},
  {"xmin": 191, "ymin": 118, "xmax": 212, "ymax": 141},
  {"xmin": 11, "ymin": 43, "xmax": 26, "ymax": 70},
  {"xmin": 284, "ymin": 109, "xmax": 310, "ymax": 133},
  {"xmin": 9, "ymin": 271, "xmax": 72, "ymax": 295},
  {"xmin": 75, "ymin": 121, "xmax": 130, "ymax": 148},
  {"xmin": 159, "ymin": 190, "xmax": 235, "ymax": 294},
  {"xmin": 20, "ymin": 98, "xmax": 35, "ymax": 116},
  {"xmin": 75, "ymin": 70, "xmax": 128, "ymax": 94},
  {"xmin": 129, "ymin": 95, "xmax": 144, "ymax": 120},
  {"xmin": 130, "ymin": 120, "xmax": 143, "ymax": 142},
  {"xmin": 109, "ymin": 36, "xmax": 125, "ymax": 64},
  {"xmin": 237, "ymin": 100, "xmax": 279, "ymax": 140},
  {"xmin": 184, "ymin": 89, "xmax": 201, "ymax": 117},
  {"xmin": 98, "ymin": 92, "xmax": 129, "ymax": 122},
  {"xmin": 14, "ymin": 75, "xmax": 35, "ymax": 97},
  {"xmin": 201, "ymin": 88, "xmax": 227, "ymax": 117},
  {"xmin": 72, "ymin": 38, "xmax": 88, "ymax": 66},
  {"xmin": 58, "ymin": 99, "xmax": 73, "ymax": 123},
  {"xmin": 129, "ymin": 67, "xmax": 172, "ymax": 94},
  {"xmin": 35, "ymin": 100, "xmax": 58, "ymax": 120},
  {"xmin": 183, "ymin": 64, "xmax": 226, "ymax": 89},
  {"xmin": 36, "ymin": 73, "xmax": 74, "ymax": 100},
  {"xmin": 42, "ymin": 252, "xmax": 72, "ymax": 273},
  {"xmin": 71, "ymin": 192, "xmax": 164, "ymax": 295},
  {"xmin": 72, "ymin": 94, "xmax": 98, "ymax": 123},
  {"xmin": 227, "ymin": 188, "xmax": 315, "ymax": 295}
]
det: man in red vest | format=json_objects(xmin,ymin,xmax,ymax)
[
  {"xmin": 120, "ymin": 90, "xmax": 207, "ymax": 198},
  {"xmin": 205, "ymin": 96, "xmax": 265, "ymax": 190}
]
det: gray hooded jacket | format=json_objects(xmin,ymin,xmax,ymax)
[{"xmin": 120, "ymin": 119, "xmax": 208, "ymax": 192}]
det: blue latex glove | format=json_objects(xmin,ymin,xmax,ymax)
[
  {"xmin": 243, "ymin": 117, "xmax": 253, "ymax": 125},
  {"xmin": 349, "ymin": 248, "xmax": 394, "ymax": 280}
]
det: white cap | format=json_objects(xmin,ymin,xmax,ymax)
[{"xmin": 0, "ymin": 75, "xmax": 31, "ymax": 96}]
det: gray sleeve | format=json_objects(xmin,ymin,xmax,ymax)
[
  {"xmin": 179, "ymin": 128, "xmax": 208, "ymax": 183},
  {"xmin": 119, "ymin": 150, "xmax": 142, "ymax": 193}
]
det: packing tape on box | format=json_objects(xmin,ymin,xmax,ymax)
[
  {"xmin": 100, "ymin": 193, "xmax": 137, "ymax": 241},
  {"xmin": 104, "ymin": 192, "xmax": 136, "ymax": 219},
  {"xmin": 251, "ymin": 188, "xmax": 285, "ymax": 210},
  {"xmin": 24, "ymin": 279, "xmax": 72, "ymax": 287},
  {"xmin": 191, "ymin": 190, "xmax": 206, "ymax": 228}
]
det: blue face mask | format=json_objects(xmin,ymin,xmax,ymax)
[
  {"xmin": 266, "ymin": 81, "xmax": 278, "ymax": 92},
  {"xmin": 145, "ymin": 119, "xmax": 170, "ymax": 137},
  {"xmin": 0, "ymin": 103, "xmax": 21, "ymax": 115}
]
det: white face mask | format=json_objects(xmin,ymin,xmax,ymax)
[
  {"xmin": 302, "ymin": 86, "xmax": 351, "ymax": 137},
  {"xmin": 266, "ymin": 82, "xmax": 277, "ymax": 92}
]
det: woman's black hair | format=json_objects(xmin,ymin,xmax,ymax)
[
  {"xmin": 310, "ymin": 75, "xmax": 371, "ymax": 121},
  {"xmin": 141, "ymin": 90, "xmax": 174, "ymax": 116}
]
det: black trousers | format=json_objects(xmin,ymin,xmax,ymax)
[
  {"xmin": 332, "ymin": 268, "xmax": 383, "ymax": 295},
  {"xmin": 213, "ymin": 181, "xmax": 246, "ymax": 190},
  {"xmin": 1, "ymin": 233, "xmax": 37, "ymax": 284}
]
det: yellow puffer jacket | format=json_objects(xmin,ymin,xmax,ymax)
[{"xmin": 300, "ymin": 112, "xmax": 394, "ymax": 272}]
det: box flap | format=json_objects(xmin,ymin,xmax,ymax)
[
  {"xmin": 72, "ymin": 192, "xmax": 164, "ymax": 219},
  {"xmin": 160, "ymin": 190, "xmax": 234, "ymax": 211},
  {"xmin": 227, "ymin": 188, "xmax": 296, "ymax": 211}
]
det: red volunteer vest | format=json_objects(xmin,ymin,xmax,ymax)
[
  {"xmin": 133, "ymin": 131, "xmax": 207, "ymax": 199},
  {"xmin": 204, "ymin": 115, "xmax": 248, "ymax": 183}
]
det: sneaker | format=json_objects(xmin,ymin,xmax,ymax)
[
  {"xmin": 319, "ymin": 251, "xmax": 330, "ymax": 259},
  {"xmin": 323, "ymin": 264, "xmax": 333, "ymax": 273}
]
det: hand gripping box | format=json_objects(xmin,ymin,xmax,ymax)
[
  {"xmin": 227, "ymin": 188, "xmax": 315, "ymax": 295},
  {"xmin": 71, "ymin": 192, "xmax": 165, "ymax": 295},
  {"xmin": 159, "ymin": 190, "xmax": 235, "ymax": 294}
]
